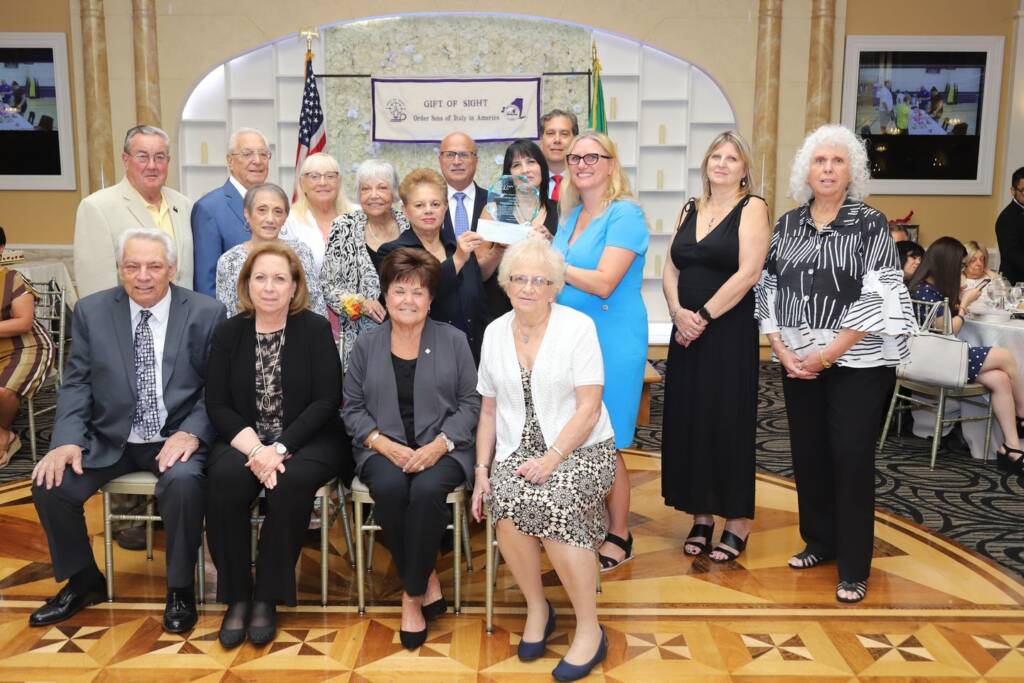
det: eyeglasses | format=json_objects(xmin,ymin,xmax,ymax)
[
  {"xmin": 130, "ymin": 152, "xmax": 170, "ymax": 165},
  {"xmin": 440, "ymin": 151, "xmax": 477, "ymax": 161},
  {"xmin": 1014, "ymin": 185, "xmax": 1024, "ymax": 195},
  {"xmin": 303, "ymin": 172, "xmax": 340, "ymax": 182},
  {"xmin": 231, "ymin": 149, "xmax": 272, "ymax": 160},
  {"xmin": 509, "ymin": 275, "xmax": 553, "ymax": 288},
  {"xmin": 566, "ymin": 153, "xmax": 613, "ymax": 166}
]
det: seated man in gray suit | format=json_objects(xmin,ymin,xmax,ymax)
[{"xmin": 31, "ymin": 228, "xmax": 225, "ymax": 633}]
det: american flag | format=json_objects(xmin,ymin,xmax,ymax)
[{"xmin": 293, "ymin": 49, "xmax": 326, "ymax": 201}]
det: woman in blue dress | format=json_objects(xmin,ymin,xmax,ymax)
[
  {"xmin": 908, "ymin": 236, "xmax": 1024, "ymax": 473},
  {"xmin": 551, "ymin": 132, "xmax": 649, "ymax": 571}
]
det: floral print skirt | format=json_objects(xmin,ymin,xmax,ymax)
[{"xmin": 489, "ymin": 366, "xmax": 617, "ymax": 550}]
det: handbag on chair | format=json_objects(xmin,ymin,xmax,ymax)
[{"xmin": 897, "ymin": 297, "xmax": 969, "ymax": 388}]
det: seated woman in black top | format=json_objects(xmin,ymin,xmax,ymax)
[
  {"xmin": 378, "ymin": 168, "xmax": 488, "ymax": 362},
  {"xmin": 205, "ymin": 241, "xmax": 350, "ymax": 649},
  {"xmin": 342, "ymin": 247, "xmax": 480, "ymax": 650}
]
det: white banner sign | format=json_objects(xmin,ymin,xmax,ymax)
[{"xmin": 372, "ymin": 76, "xmax": 541, "ymax": 143}]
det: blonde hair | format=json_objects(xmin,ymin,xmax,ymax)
[
  {"xmin": 697, "ymin": 131, "xmax": 754, "ymax": 210},
  {"xmin": 963, "ymin": 240, "xmax": 988, "ymax": 268},
  {"xmin": 498, "ymin": 237, "xmax": 566, "ymax": 294},
  {"xmin": 292, "ymin": 152, "xmax": 356, "ymax": 220},
  {"xmin": 558, "ymin": 131, "xmax": 638, "ymax": 218},
  {"xmin": 236, "ymin": 242, "xmax": 310, "ymax": 316},
  {"xmin": 399, "ymin": 167, "xmax": 448, "ymax": 205}
]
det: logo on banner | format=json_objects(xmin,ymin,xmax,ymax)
[
  {"xmin": 385, "ymin": 98, "xmax": 407, "ymax": 123},
  {"xmin": 501, "ymin": 98, "xmax": 526, "ymax": 120}
]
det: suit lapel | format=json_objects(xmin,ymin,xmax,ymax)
[
  {"xmin": 412, "ymin": 321, "xmax": 438, "ymax": 441},
  {"xmin": 471, "ymin": 182, "xmax": 487, "ymax": 229},
  {"xmin": 373, "ymin": 321, "xmax": 406, "ymax": 442},
  {"xmin": 223, "ymin": 180, "xmax": 246, "ymax": 229},
  {"xmin": 120, "ymin": 179, "xmax": 154, "ymax": 229},
  {"xmin": 162, "ymin": 285, "xmax": 189, "ymax": 392},
  {"xmin": 111, "ymin": 289, "xmax": 137, "ymax": 399}
]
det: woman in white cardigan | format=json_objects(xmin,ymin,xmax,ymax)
[{"xmin": 471, "ymin": 238, "xmax": 616, "ymax": 682}]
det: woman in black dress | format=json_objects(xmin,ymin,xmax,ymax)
[{"xmin": 661, "ymin": 131, "xmax": 770, "ymax": 562}]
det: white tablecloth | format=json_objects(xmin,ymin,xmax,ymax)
[
  {"xmin": 931, "ymin": 317, "xmax": 1024, "ymax": 459},
  {"xmin": 0, "ymin": 111, "xmax": 33, "ymax": 131},
  {"xmin": 9, "ymin": 260, "xmax": 79, "ymax": 309}
]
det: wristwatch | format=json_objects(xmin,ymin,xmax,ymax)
[
  {"xmin": 438, "ymin": 432, "xmax": 455, "ymax": 453},
  {"xmin": 697, "ymin": 306, "xmax": 714, "ymax": 323},
  {"xmin": 273, "ymin": 442, "xmax": 289, "ymax": 457}
]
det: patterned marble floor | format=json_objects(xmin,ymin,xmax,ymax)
[{"xmin": 0, "ymin": 451, "xmax": 1021, "ymax": 681}]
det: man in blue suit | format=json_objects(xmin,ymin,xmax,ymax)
[{"xmin": 191, "ymin": 128, "xmax": 271, "ymax": 295}]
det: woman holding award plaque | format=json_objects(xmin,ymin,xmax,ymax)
[
  {"xmin": 550, "ymin": 132, "xmax": 648, "ymax": 572},
  {"xmin": 502, "ymin": 140, "xmax": 560, "ymax": 239},
  {"xmin": 378, "ymin": 168, "xmax": 488, "ymax": 362},
  {"xmin": 660, "ymin": 131, "xmax": 770, "ymax": 563}
]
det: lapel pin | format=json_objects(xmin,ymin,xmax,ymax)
[{"xmin": 425, "ymin": 348, "xmax": 431, "ymax": 354}]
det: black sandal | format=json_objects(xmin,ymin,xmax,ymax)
[
  {"xmin": 837, "ymin": 580, "xmax": 868, "ymax": 603},
  {"xmin": 683, "ymin": 523, "xmax": 715, "ymax": 556},
  {"xmin": 598, "ymin": 532, "xmax": 634, "ymax": 572},
  {"xmin": 996, "ymin": 444, "xmax": 1024, "ymax": 473},
  {"xmin": 788, "ymin": 548, "xmax": 834, "ymax": 570},
  {"xmin": 710, "ymin": 529, "xmax": 749, "ymax": 563}
]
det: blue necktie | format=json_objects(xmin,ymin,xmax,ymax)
[
  {"xmin": 132, "ymin": 310, "xmax": 161, "ymax": 439},
  {"xmin": 453, "ymin": 191, "xmax": 470, "ymax": 237}
]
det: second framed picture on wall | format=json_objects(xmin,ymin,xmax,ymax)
[{"xmin": 841, "ymin": 35, "xmax": 1004, "ymax": 196}]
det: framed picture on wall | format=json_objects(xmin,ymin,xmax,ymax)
[
  {"xmin": 0, "ymin": 32, "xmax": 76, "ymax": 190},
  {"xmin": 841, "ymin": 35, "xmax": 1004, "ymax": 195}
]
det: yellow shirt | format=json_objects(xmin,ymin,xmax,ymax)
[{"xmin": 132, "ymin": 186, "xmax": 174, "ymax": 237}]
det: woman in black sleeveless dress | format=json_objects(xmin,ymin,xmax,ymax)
[{"xmin": 661, "ymin": 132, "xmax": 771, "ymax": 563}]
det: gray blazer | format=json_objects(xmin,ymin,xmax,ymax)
[
  {"xmin": 49, "ymin": 284, "xmax": 226, "ymax": 468},
  {"xmin": 342, "ymin": 319, "xmax": 480, "ymax": 481}
]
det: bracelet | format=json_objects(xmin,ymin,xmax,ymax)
[
  {"xmin": 697, "ymin": 306, "xmax": 714, "ymax": 323},
  {"xmin": 818, "ymin": 350, "xmax": 833, "ymax": 369},
  {"xmin": 246, "ymin": 444, "xmax": 263, "ymax": 461},
  {"xmin": 366, "ymin": 431, "xmax": 382, "ymax": 448},
  {"xmin": 549, "ymin": 444, "xmax": 566, "ymax": 460},
  {"xmin": 474, "ymin": 462, "xmax": 490, "ymax": 471}
]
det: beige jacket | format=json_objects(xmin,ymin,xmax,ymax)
[{"xmin": 73, "ymin": 177, "xmax": 194, "ymax": 297}]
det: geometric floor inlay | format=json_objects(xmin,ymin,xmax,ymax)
[{"xmin": 0, "ymin": 453, "xmax": 1020, "ymax": 681}]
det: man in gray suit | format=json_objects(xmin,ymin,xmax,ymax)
[
  {"xmin": 73, "ymin": 125, "xmax": 195, "ymax": 297},
  {"xmin": 30, "ymin": 229, "xmax": 225, "ymax": 632}
]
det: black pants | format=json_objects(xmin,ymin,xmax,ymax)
[
  {"xmin": 360, "ymin": 454, "xmax": 465, "ymax": 597},
  {"xmin": 782, "ymin": 365, "xmax": 894, "ymax": 583},
  {"xmin": 205, "ymin": 437, "xmax": 338, "ymax": 605},
  {"xmin": 32, "ymin": 442, "xmax": 206, "ymax": 588}
]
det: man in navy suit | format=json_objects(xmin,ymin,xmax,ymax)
[
  {"xmin": 438, "ymin": 132, "xmax": 506, "ymax": 320},
  {"xmin": 191, "ymin": 128, "xmax": 271, "ymax": 295}
]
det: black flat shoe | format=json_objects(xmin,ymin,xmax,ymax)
[
  {"xmin": 218, "ymin": 602, "xmax": 250, "ymax": 649},
  {"xmin": 29, "ymin": 580, "xmax": 106, "ymax": 627},
  {"xmin": 683, "ymin": 522, "xmax": 715, "ymax": 556},
  {"xmin": 400, "ymin": 625, "xmax": 428, "ymax": 650},
  {"xmin": 710, "ymin": 529, "xmax": 749, "ymax": 564},
  {"xmin": 163, "ymin": 588, "xmax": 197, "ymax": 633},
  {"xmin": 422, "ymin": 596, "xmax": 447, "ymax": 621},
  {"xmin": 247, "ymin": 602, "xmax": 277, "ymax": 645},
  {"xmin": 996, "ymin": 444, "xmax": 1024, "ymax": 473},
  {"xmin": 598, "ymin": 532, "xmax": 634, "ymax": 572}
]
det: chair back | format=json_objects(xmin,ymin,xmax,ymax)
[
  {"xmin": 911, "ymin": 297, "xmax": 952, "ymax": 335},
  {"xmin": 26, "ymin": 278, "xmax": 68, "ymax": 385}
]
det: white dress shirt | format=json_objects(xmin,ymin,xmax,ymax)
[
  {"xmin": 447, "ymin": 183, "xmax": 477, "ymax": 214},
  {"xmin": 547, "ymin": 170, "xmax": 566, "ymax": 198},
  {"xmin": 128, "ymin": 288, "xmax": 172, "ymax": 443},
  {"xmin": 228, "ymin": 175, "xmax": 247, "ymax": 199}
]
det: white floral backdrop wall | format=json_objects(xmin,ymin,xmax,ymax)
[{"xmin": 323, "ymin": 16, "xmax": 589, "ymax": 195}]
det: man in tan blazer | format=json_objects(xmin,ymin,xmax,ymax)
[{"xmin": 73, "ymin": 125, "xmax": 194, "ymax": 297}]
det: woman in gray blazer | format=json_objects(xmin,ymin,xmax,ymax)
[{"xmin": 342, "ymin": 247, "xmax": 480, "ymax": 650}]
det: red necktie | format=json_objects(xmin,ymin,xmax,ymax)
[{"xmin": 551, "ymin": 174, "xmax": 562, "ymax": 201}]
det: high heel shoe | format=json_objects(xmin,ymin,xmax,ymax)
[
  {"xmin": 517, "ymin": 600, "xmax": 556, "ymax": 662},
  {"xmin": 399, "ymin": 625, "xmax": 428, "ymax": 650},
  {"xmin": 996, "ymin": 444, "xmax": 1024, "ymax": 473},
  {"xmin": 552, "ymin": 625, "xmax": 608, "ymax": 681},
  {"xmin": 683, "ymin": 522, "xmax": 715, "ymax": 556},
  {"xmin": 422, "ymin": 596, "xmax": 447, "ymax": 621},
  {"xmin": 710, "ymin": 529, "xmax": 749, "ymax": 564}
]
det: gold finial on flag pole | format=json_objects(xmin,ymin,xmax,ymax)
[{"xmin": 300, "ymin": 29, "xmax": 320, "ymax": 53}]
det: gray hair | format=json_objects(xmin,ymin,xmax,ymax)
[
  {"xmin": 116, "ymin": 228, "xmax": 177, "ymax": 267},
  {"xmin": 788, "ymin": 124, "xmax": 871, "ymax": 204},
  {"xmin": 243, "ymin": 182, "xmax": 291, "ymax": 215},
  {"xmin": 123, "ymin": 125, "xmax": 170, "ymax": 154},
  {"xmin": 498, "ymin": 237, "xmax": 566, "ymax": 294},
  {"xmin": 228, "ymin": 127, "xmax": 269, "ymax": 152},
  {"xmin": 355, "ymin": 159, "xmax": 400, "ymax": 197}
]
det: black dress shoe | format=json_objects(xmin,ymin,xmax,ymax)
[
  {"xmin": 115, "ymin": 527, "xmax": 148, "ymax": 551},
  {"xmin": 163, "ymin": 589, "xmax": 197, "ymax": 633},
  {"xmin": 29, "ymin": 581, "xmax": 106, "ymax": 627},
  {"xmin": 399, "ymin": 625, "xmax": 427, "ymax": 650}
]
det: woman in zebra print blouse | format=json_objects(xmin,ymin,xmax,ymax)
[{"xmin": 754, "ymin": 124, "xmax": 916, "ymax": 604}]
